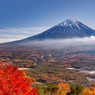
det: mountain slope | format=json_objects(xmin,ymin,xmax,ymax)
[
  {"xmin": 1, "ymin": 19, "xmax": 95, "ymax": 45},
  {"xmin": 22, "ymin": 19, "xmax": 95, "ymax": 41}
]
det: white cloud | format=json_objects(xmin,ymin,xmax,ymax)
[
  {"xmin": 0, "ymin": 27, "xmax": 50, "ymax": 34},
  {"xmin": 0, "ymin": 34, "xmax": 27, "ymax": 38},
  {"xmin": 0, "ymin": 27, "xmax": 50, "ymax": 43},
  {"xmin": 0, "ymin": 35, "xmax": 28, "ymax": 43},
  {"xmin": 28, "ymin": 36, "xmax": 95, "ymax": 48},
  {"xmin": 0, "ymin": 39, "xmax": 19, "ymax": 43}
]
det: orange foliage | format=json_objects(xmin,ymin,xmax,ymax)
[
  {"xmin": 54, "ymin": 83, "xmax": 70, "ymax": 95},
  {"xmin": 82, "ymin": 84, "xmax": 95, "ymax": 95}
]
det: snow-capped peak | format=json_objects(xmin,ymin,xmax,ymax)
[{"xmin": 57, "ymin": 19, "xmax": 81, "ymax": 29}]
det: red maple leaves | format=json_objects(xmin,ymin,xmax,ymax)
[{"xmin": 0, "ymin": 63, "xmax": 38, "ymax": 95}]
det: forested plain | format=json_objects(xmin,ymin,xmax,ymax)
[{"xmin": 1, "ymin": 44, "xmax": 95, "ymax": 90}]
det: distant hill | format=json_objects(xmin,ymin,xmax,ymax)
[{"xmin": 1, "ymin": 19, "xmax": 95, "ymax": 46}]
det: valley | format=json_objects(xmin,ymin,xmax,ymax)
[
  {"xmin": 1, "ymin": 44, "xmax": 95, "ymax": 88},
  {"xmin": 1, "ymin": 19, "xmax": 95, "ymax": 92}
]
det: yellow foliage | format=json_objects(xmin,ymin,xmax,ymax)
[
  {"xmin": 31, "ymin": 77, "xmax": 36, "ymax": 82},
  {"xmin": 82, "ymin": 87, "xmax": 95, "ymax": 95},
  {"xmin": 22, "ymin": 71, "xmax": 26, "ymax": 77},
  {"xmin": 82, "ymin": 88, "xmax": 92, "ymax": 95},
  {"xmin": 54, "ymin": 83, "xmax": 70, "ymax": 95},
  {"xmin": 58, "ymin": 83, "xmax": 70, "ymax": 91},
  {"xmin": 22, "ymin": 71, "xmax": 35, "ymax": 84}
]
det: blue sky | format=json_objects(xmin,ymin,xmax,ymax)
[{"xmin": 0, "ymin": 0, "xmax": 95, "ymax": 43}]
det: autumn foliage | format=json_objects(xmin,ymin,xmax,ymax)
[
  {"xmin": 0, "ymin": 63, "xmax": 38, "ymax": 95},
  {"xmin": 82, "ymin": 84, "xmax": 95, "ymax": 95},
  {"xmin": 54, "ymin": 83, "xmax": 70, "ymax": 95}
]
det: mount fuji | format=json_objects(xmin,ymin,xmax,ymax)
[
  {"xmin": 1, "ymin": 19, "xmax": 95, "ymax": 45},
  {"xmin": 22, "ymin": 19, "xmax": 95, "ymax": 41}
]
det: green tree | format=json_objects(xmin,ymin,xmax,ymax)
[
  {"xmin": 67, "ymin": 84, "xmax": 83, "ymax": 95},
  {"xmin": 44, "ymin": 85, "xmax": 59, "ymax": 95},
  {"xmin": 36, "ymin": 84, "xmax": 44, "ymax": 95}
]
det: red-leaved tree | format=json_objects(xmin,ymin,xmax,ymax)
[{"xmin": 0, "ymin": 63, "xmax": 38, "ymax": 95}]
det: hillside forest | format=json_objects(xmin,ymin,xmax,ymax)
[{"xmin": 1, "ymin": 44, "xmax": 95, "ymax": 94}]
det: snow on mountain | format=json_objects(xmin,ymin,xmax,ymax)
[{"xmin": 57, "ymin": 19, "xmax": 81, "ymax": 29}]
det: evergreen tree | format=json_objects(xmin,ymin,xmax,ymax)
[
  {"xmin": 36, "ymin": 84, "xmax": 44, "ymax": 95},
  {"xmin": 67, "ymin": 84, "xmax": 83, "ymax": 95}
]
